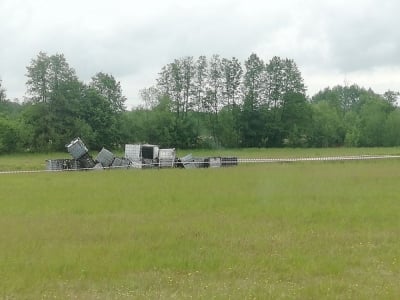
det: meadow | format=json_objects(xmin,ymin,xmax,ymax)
[{"xmin": 0, "ymin": 149, "xmax": 400, "ymax": 299}]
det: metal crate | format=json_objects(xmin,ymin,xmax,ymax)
[
  {"xmin": 206, "ymin": 157, "xmax": 222, "ymax": 168},
  {"xmin": 111, "ymin": 157, "xmax": 131, "ymax": 168},
  {"xmin": 158, "ymin": 148, "xmax": 176, "ymax": 168},
  {"xmin": 95, "ymin": 147, "xmax": 115, "ymax": 167},
  {"xmin": 221, "ymin": 157, "xmax": 238, "ymax": 167},
  {"xmin": 125, "ymin": 144, "xmax": 141, "ymax": 161},
  {"xmin": 66, "ymin": 137, "xmax": 88, "ymax": 159},
  {"xmin": 46, "ymin": 159, "xmax": 65, "ymax": 171},
  {"xmin": 77, "ymin": 153, "xmax": 96, "ymax": 169},
  {"xmin": 46, "ymin": 159, "xmax": 80, "ymax": 171}
]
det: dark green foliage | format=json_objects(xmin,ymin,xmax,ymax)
[
  {"xmin": 0, "ymin": 52, "xmax": 399, "ymax": 153},
  {"xmin": 15, "ymin": 52, "xmax": 127, "ymax": 152},
  {"xmin": 311, "ymin": 85, "xmax": 397, "ymax": 148},
  {"xmin": 90, "ymin": 72, "xmax": 127, "ymax": 113},
  {"xmin": 383, "ymin": 109, "xmax": 400, "ymax": 146},
  {"xmin": 0, "ymin": 117, "xmax": 20, "ymax": 153},
  {"xmin": 310, "ymin": 101, "xmax": 344, "ymax": 147},
  {"xmin": 279, "ymin": 92, "xmax": 312, "ymax": 147}
]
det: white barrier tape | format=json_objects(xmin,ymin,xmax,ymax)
[
  {"xmin": 1, "ymin": 155, "xmax": 400, "ymax": 175},
  {"xmin": 237, "ymin": 155, "xmax": 400, "ymax": 163}
]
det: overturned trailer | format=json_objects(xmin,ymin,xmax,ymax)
[{"xmin": 46, "ymin": 137, "xmax": 237, "ymax": 171}]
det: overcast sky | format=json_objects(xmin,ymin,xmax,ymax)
[{"xmin": 1, "ymin": 0, "xmax": 399, "ymax": 108}]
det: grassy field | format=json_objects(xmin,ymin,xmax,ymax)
[{"xmin": 0, "ymin": 150, "xmax": 400, "ymax": 299}]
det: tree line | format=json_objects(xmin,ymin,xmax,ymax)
[{"xmin": 0, "ymin": 52, "xmax": 399, "ymax": 154}]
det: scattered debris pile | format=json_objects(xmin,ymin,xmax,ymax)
[{"xmin": 46, "ymin": 137, "xmax": 238, "ymax": 171}]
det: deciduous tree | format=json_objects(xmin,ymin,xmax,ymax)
[{"xmin": 90, "ymin": 72, "xmax": 127, "ymax": 113}]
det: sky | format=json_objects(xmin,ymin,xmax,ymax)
[{"xmin": 1, "ymin": 0, "xmax": 399, "ymax": 108}]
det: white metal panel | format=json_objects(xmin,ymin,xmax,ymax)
[
  {"xmin": 208, "ymin": 157, "xmax": 222, "ymax": 168},
  {"xmin": 158, "ymin": 148, "xmax": 176, "ymax": 168},
  {"xmin": 125, "ymin": 144, "xmax": 141, "ymax": 160}
]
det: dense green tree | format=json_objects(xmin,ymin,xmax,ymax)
[
  {"xmin": 221, "ymin": 57, "xmax": 243, "ymax": 106},
  {"xmin": 219, "ymin": 58, "xmax": 242, "ymax": 146},
  {"xmin": 23, "ymin": 52, "xmax": 82, "ymax": 150},
  {"xmin": 383, "ymin": 109, "xmax": 400, "ymax": 146},
  {"xmin": 79, "ymin": 87, "xmax": 119, "ymax": 149},
  {"xmin": 3, "ymin": 51, "xmax": 399, "ymax": 153},
  {"xmin": 205, "ymin": 55, "xmax": 223, "ymax": 144},
  {"xmin": 21, "ymin": 102, "xmax": 54, "ymax": 151},
  {"xmin": 312, "ymin": 85, "xmax": 372, "ymax": 115},
  {"xmin": 192, "ymin": 56, "xmax": 209, "ymax": 137},
  {"xmin": 0, "ymin": 117, "xmax": 20, "ymax": 153},
  {"xmin": 26, "ymin": 52, "xmax": 78, "ymax": 103},
  {"xmin": 217, "ymin": 104, "xmax": 241, "ymax": 147},
  {"xmin": 382, "ymin": 90, "xmax": 399, "ymax": 107},
  {"xmin": 310, "ymin": 101, "xmax": 344, "ymax": 147},
  {"xmin": 343, "ymin": 111, "xmax": 361, "ymax": 147},
  {"xmin": 240, "ymin": 54, "xmax": 266, "ymax": 147},
  {"xmin": 90, "ymin": 72, "xmax": 127, "ymax": 113},
  {"xmin": 22, "ymin": 52, "xmax": 129, "ymax": 151},
  {"xmin": 180, "ymin": 56, "xmax": 196, "ymax": 115},
  {"xmin": 279, "ymin": 92, "xmax": 312, "ymax": 147},
  {"xmin": 358, "ymin": 97, "xmax": 392, "ymax": 147},
  {"xmin": 265, "ymin": 57, "xmax": 306, "ymax": 110},
  {"xmin": 243, "ymin": 53, "xmax": 265, "ymax": 110}
]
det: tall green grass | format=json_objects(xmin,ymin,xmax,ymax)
[{"xmin": 0, "ymin": 157, "xmax": 399, "ymax": 298}]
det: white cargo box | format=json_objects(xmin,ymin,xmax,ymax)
[
  {"xmin": 125, "ymin": 144, "xmax": 141, "ymax": 161},
  {"xmin": 158, "ymin": 148, "xmax": 176, "ymax": 168},
  {"xmin": 208, "ymin": 157, "xmax": 222, "ymax": 168}
]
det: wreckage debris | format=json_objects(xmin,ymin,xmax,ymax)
[{"xmin": 46, "ymin": 137, "xmax": 238, "ymax": 171}]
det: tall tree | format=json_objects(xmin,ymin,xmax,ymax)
[
  {"xmin": 243, "ymin": 53, "xmax": 265, "ymax": 110},
  {"xmin": 193, "ymin": 56, "xmax": 208, "ymax": 112},
  {"xmin": 90, "ymin": 72, "xmax": 127, "ymax": 113},
  {"xmin": 265, "ymin": 56, "xmax": 306, "ymax": 111},
  {"xmin": 25, "ymin": 52, "xmax": 50, "ymax": 103},
  {"xmin": 383, "ymin": 90, "xmax": 399, "ymax": 107},
  {"xmin": 24, "ymin": 52, "xmax": 84, "ymax": 150},
  {"xmin": 169, "ymin": 60, "xmax": 184, "ymax": 117},
  {"xmin": 221, "ymin": 57, "xmax": 243, "ymax": 107},
  {"xmin": 79, "ymin": 86, "xmax": 118, "ymax": 148},
  {"xmin": 205, "ymin": 55, "xmax": 223, "ymax": 143},
  {"xmin": 220, "ymin": 57, "xmax": 242, "ymax": 147},
  {"xmin": 26, "ymin": 52, "xmax": 78, "ymax": 103},
  {"xmin": 139, "ymin": 86, "xmax": 160, "ymax": 110},
  {"xmin": 312, "ymin": 85, "xmax": 368, "ymax": 115},
  {"xmin": 157, "ymin": 65, "xmax": 171, "ymax": 97},
  {"xmin": 180, "ymin": 56, "xmax": 195, "ymax": 115},
  {"xmin": 240, "ymin": 53, "xmax": 266, "ymax": 147}
]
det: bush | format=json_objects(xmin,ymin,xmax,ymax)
[{"xmin": 0, "ymin": 117, "xmax": 20, "ymax": 153}]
